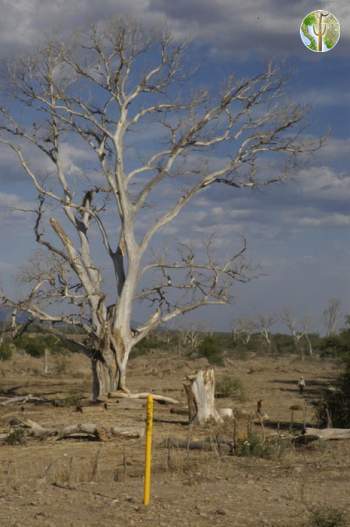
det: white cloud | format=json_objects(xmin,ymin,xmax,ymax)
[
  {"xmin": 297, "ymin": 213, "xmax": 350, "ymax": 227},
  {"xmin": 0, "ymin": 0, "xmax": 347, "ymax": 58},
  {"xmin": 0, "ymin": 192, "xmax": 34, "ymax": 226},
  {"xmin": 296, "ymin": 166, "xmax": 350, "ymax": 200}
]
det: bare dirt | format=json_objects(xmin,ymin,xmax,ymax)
[{"xmin": 0, "ymin": 351, "xmax": 349, "ymax": 527}]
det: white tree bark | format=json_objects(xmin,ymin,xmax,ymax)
[
  {"xmin": 44, "ymin": 348, "xmax": 49, "ymax": 375},
  {"xmin": 0, "ymin": 20, "xmax": 323, "ymax": 399},
  {"xmin": 303, "ymin": 428, "xmax": 350, "ymax": 440},
  {"xmin": 184, "ymin": 369, "xmax": 222, "ymax": 425}
]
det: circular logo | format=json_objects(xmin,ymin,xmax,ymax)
[{"xmin": 300, "ymin": 10, "xmax": 340, "ymax": 52}]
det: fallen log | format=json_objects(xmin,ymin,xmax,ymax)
[
  {"xmin": 303, "ymin": 427, "xmax": 350, "ymax": 440},
  {"xmin": 169, "ymin": 407, "xmax": 189, "ymax": 416},
  {"xmin": 108, "ymin": 391, "xmax": 179, "ymax": 405},
  {"xmin": 161, "ymin": 436, "xmax": 233, "ymax": 454},
  {"xmin": 0, "ymin": 395, "xmax": 50, "ymax": 406},
  {"xmin": 0, "ymin": 418, "xmax": 144, "ymax": 443}
]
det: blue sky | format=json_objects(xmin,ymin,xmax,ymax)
[{"xmin": 0, "ymin": 0, "xmax": 349, "ymax": 333}]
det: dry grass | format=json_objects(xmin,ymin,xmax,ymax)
[{"xmin": 0, "ymin": 351, "xmax": 347, "ymax": 527}]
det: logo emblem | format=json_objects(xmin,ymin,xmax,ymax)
[{"xmin": 300, "ymin": 10, "xmax": 340, "ymax": 52}]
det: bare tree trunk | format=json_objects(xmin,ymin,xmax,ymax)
[
  {"xmin": 90, "ymin": 339, "xmax": 131, "ymax": 401},
  {"xmin": 91, "ymin": 357, "xmax": 119, "ymax": 401},
  {"xmin": 184, "ymin": 369, "xmax": 222, "ymax": 425},
  {"xmin": 304, "ymin": 334, "xmax": 313, "ymax": 356},
  {"xmin": 44, "ymin": 348, "xmax": 49, "ymax": 375},
  {"xmin": 294, "ymin": 336, "xmax": 304, "ymax": 361}
]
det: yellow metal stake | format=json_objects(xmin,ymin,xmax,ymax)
[{"xmin": 143, "ymin": 394, "xmax": 153, "ymax": 506}]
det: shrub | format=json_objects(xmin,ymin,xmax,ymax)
[
  {"xmin": 316, "ymin": 363, "xmax": 350, "ymax": 428},
  {"xmin": 0, "ymin": 340, "xmax": 13, "ymax": 361},
  {"xmin": 16, "ymin": 334, "xmax": 65, "ymax": 357},
  {"xmin": 235, "ymin": 433, "xmax": 289, "ymax": 459},
  {"xmin": 216, "ymin": 375, "xmax": 245, "ymax": 400},
  {"xmin": 61, "ymin": 393, "xmax": 82, "ymax": 407},
  {"xmin": 308, "ymin": 506, "xmax": 347, "ymax": 527},
  {"xmin": 5, "ymin": 428, "xmax": 26, "ymax": 446},
  {"xmin": 197, "ymin": 336, "xmax": 224, "ymax": 366},
  {"xmin": 318, "ymin": 331, "xmax": 350, "ymax": 360},
  {"xmin": 132, "ymin": 334, "xmax": 163, "ymax": 357}
]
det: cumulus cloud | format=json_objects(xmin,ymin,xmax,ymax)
[
  {"xmin": 296, "ymin": 166, "xmax": 350, "ymax": 200},
  {"xmin": 0, "ymin": 191, "xmax": 34, "ymax": 226},
  {"xmin": 0, "ymin": 0, "xmax": 348, "ymax": 58},
  {"xmin": 297, "ymin": 213, "xmax": 350, "ymax": 227}
]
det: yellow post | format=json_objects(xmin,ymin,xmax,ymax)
[{"xmin": 143, "ymin": 394, "xmax": 154, "ymax": 506}]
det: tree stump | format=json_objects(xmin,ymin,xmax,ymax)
[{"xmin": 184, "ymin": 369, "xmax": 222, "ymax": 425}]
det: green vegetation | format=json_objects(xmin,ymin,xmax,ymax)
[
  {"xmin": 301, "ymin": 11, "xmax": 340, "ymax": 52},
  {"xmin": 216, "ymin": 375, "xmax": 245, "ymax": 400},
  {"xmin": 197, "ymin": 336, "xmax": 225, "ymax": 366},
  {"xmin": 60, "ymin": 393, "xmax": 82, "ymax": 407},
  {"xmin": 317, "ymin": 362, "xmax": 350, "ymax": 428},
  {"xmin": 15, "ymin": 334, "xmax": 65, "ymax": 357},
  {"xmin": 324, "ymin": 14, "xmax": 340, "ymax": 49},
  {"xmin": 318, "ymin": 330, "xmax": 350, "ymax": 360},
  {"xmin": 308, "ymin": 506, "xmax": 347, "ymax": 527},
  {"xmin": 301, "ymin": 14, "xmax": 317, "ymax": 51},
  {"xmin": 304, "ymin": 13, "xmax": 316, "ymax": 26},
  {"xmin": 5, "ymin": 428, "xmax": 26, "ymax": 446},
  {"xmin": 235, "ymin": 433, "xmax": 289, "ymax": 459},
  {"xmin": 0, "ymin": 340, "xmax": 13, "ymax": 361}
]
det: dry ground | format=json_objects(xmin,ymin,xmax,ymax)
[{"xmin": 0, "ymin": 350, "xmax": 349, "ymax": 527}]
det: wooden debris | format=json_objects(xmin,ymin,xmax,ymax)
[
  {"xmin": 108, "ymin": 391, "xmax": 179, "ymax": 405},
  {"xmin": 162, "ymin": 436, "xmax": 233, "ymax": 454},
  {"xmin": 0, "ymin": 395, "xmax": 50, "ymax": 406},
  {"xmin": 169, "ymin": 407, "xmax": 188, "ymax": 415},
  {"xmin": 302, "ymin": 427, "xmax": 350, "ymax": 440},
  {"xmin": 183, "ymin": 369, "xmax": 222, "ymax": 425},
  {"xmin": 218, "ymin": 408, "xmax": 233, "ymax": 419},
  {"xmin": 0, "ymin": 418, "xmax": 144, "ymax": 443}
]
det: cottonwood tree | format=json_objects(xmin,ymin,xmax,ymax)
[{"xmin": 0, "ymin": 20, "xmax": 321, "ymax": 399}]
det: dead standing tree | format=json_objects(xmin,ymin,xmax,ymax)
[
  {"xmin": 232, "ymin": 317, "xmax": 256, "ymax": 345},
  {"xmin": 0, "ymin": 20, "xmax": 321, "ymax": 400},
  {"xmin": 255, "ymin": 314, "xmax": 276, "ymax": 353},
  {"xmin": 323, "ymin": 298, "xmax": 341, "ymax": 337},
  {"xmin": 281, "ymin": 310, "xmax": 313, "ymax": 360}
]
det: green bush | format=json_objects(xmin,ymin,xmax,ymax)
[
  {"xmin": 5, "ymin": 428, "xmax": 26, "ymax": 446},
  {"xmin": 132, "ymin": 335, "xmax": 164, "ymax": 357},
  {"xmin": 197, "ymin": 336, "xmax": 224, "ymax": 366},
  {"xmin": 0, "ymin": 341, "xmax": 13, "ymax": 361},
  {"xmin": 316, "ymin": 363, "xmax": 350, "ymax": 428},
  {"xmin": 61, "ymin": 393, "xmax": 82, "ymax": 407},
  {"xmin": 308, "ymin": 506, "xmax": 347, "ymax": 527},
  {"xmin": 216, "ymin": 375, "xmax": 245, "ymax": 400},
  {"xmin": 235, "ymin": 433, "xmax": 289, "ymax": 459},
  {"xmin": 16, "ymin": 334, "xmax": 64, "ymax": 357},
  {"xmin": 318, "ymin": 332, "xmax": 350, "ymax": 360}
]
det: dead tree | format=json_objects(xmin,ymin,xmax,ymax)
[
  {"xmin": 0, "ymin": 19, "xmax": 322, "ymax": 399},
  {"xmin": 178, "ymin": 323, "xmax": 204, "ymax": 353},
  {"xmin": 184, "ymin": 369, "xmax": 222, "ymax": 424},
  {"xmin": 255, "ymin": 314, "xmax": 276, "ymax": 352},
  {"xmin": 323, "ymin": 298, "xmax": 341, "ymax": 337},
  {"xmin": 281, "ymin": 310, "xmax": 313, "ymax": 360},
  {"xmin": 232, "ymin": 317, "xmax": 257, "ymax": 345}
]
